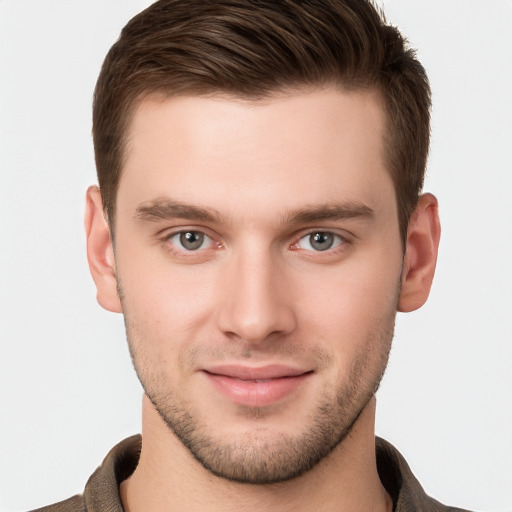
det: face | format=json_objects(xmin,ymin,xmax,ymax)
[{"xmin": 112, "ymin": 88, "xmax": 404, "ymax": 483}]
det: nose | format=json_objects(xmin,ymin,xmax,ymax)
[{"xmin": 216, "ymin": 245, "xmax": 297, "ymax": 345}]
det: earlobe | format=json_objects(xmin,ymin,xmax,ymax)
[
  {"xmin": 398, "ymin": 193, "xmax": 441, "ymax": 313},
  {"xmin": 84, "ymin": 186, "xmax": 122, "ymax": 313}
]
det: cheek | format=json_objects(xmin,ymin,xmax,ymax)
[
  {"xmin": 292, "ymin": 252, "xmax": 401, "ymax": 356},
  {"xmin": 117, "ymin": 263, "xmax": 230, "ymax": 389},
  {"xmin": 116, "ymin": 240, "xmax": 219, "ymax": 331},
  {"xmin": 298, "ymin": 252, "xmax": 401, "ymax": 314}
]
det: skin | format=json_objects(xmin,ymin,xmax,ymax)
[{"xmin": 86, "ymin": 87, "xmax": 440, "ymax": 512}]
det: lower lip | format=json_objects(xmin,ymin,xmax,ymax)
[{"xmin": 203, "ymin": 371, "xmax": 312, "ymax": 407}]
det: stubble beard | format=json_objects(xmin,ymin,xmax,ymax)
[
  {"xmin": 124, "ymin": 332, "xmax": 394, "ymax": 484},
  {"xmin": 120, "ymin": 283, "xmax": 397, "ymax": 485},
  {"xmin": 145, "ymin": 364, "xmax": 388, "ymax": 485}
]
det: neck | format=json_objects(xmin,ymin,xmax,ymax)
[{"xmin": 120, "ymin": 395, "xmax": 391, "ymax": 512}]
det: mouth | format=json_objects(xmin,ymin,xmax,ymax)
[{"xmin": 202, "ymin": 365, "xmax": 313, "ymax": 407}]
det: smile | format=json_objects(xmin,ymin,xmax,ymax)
[{"xmin": 202, "ymin": 365, "xmax": 313, "ymax": 408}]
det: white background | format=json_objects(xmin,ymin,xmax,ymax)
[{"xmin": 1, "ymin": 1, "xmax": 511, "ymax": 511}]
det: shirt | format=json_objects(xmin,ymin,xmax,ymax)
[{"xmin": 30, "ymin": 435, "xmax": 472, "ymax": 512}]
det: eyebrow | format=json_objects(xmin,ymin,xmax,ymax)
[
  {"xmin": 135, "ymin": 199, "xmax": 223, "ymax": 223},
  {"xmin": 284, "ymin": 201, "xmax": 375, "ymax": 225},
  {"xmin": 135, "ymin": 198, "xmax": 374, "ymax": 225}
]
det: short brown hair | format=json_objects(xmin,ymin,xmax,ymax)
[{"xmin": 93, "ymin": 0, "xmax": 431, "ymax": 244}]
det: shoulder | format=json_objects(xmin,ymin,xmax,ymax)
[
  {"xmin": 376, "ymin": 437, "xmax": 474, "ymax": 512},
  {"xmin": 26, "ymin": 435, "xmax": 141, "ymax": 512},
  {"xmin": 28, "ymin": 494, "xmax": 86, "ymax": 512}
]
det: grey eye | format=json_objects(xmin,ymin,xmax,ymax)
[
  {"xmin": 297, "ymin": 232, "xmax": 343, "ymax": 252},
  {"xmin": 309, "ymin": 232, "xmax": 334, "ymax": 251},
  {"xmin": 179, "ymin": 231, "xmax": 205, "ymax": 250}
]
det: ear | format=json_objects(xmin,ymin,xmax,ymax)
[
  {"xmin": 84, "ymin": 186, "xmax": 122, "ymax": 313},
  {"xmin": 398, "ymin": 193, "xmax": 441, "ymax": 312}
]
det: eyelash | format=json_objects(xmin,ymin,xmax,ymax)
[
  {"xmin": 291, "ymin": 231, "xmax": 347, "ymax": 253},
  {"xmin": 160, "ymin": 228, "xmax": 349, "ymax": 257},
  {"xmin": 161, "ymin": 229, "xmax": 221, "ymax": 257}
]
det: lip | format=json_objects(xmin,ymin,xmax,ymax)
[{"xmin": 202, "ymin": 364, "xmax": 312, "ymax": 407}]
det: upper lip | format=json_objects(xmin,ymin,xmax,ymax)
[{"xmin": 204, "ymin": 364, "xmax": 311, "ymax": 381}]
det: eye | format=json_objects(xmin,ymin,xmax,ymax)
[
  {"xmin": 168, "ymin": 230, "xmax": 214, "ymax": 251},
  {"xmin": 296, "ymin": 232, "xmax": 344, "ymax": 252}
]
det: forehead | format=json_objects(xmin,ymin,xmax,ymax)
[{"xmin": 119, "ymin": 87, "xmax": 394, "ymax": 223}]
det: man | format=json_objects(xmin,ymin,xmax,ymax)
[{"xmin": 32, "ymin": 0, "xmax": 469, "ymax": 510}]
